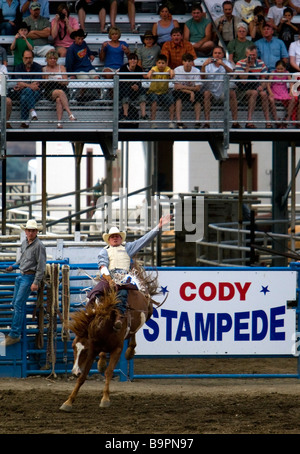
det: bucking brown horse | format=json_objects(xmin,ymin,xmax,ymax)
[{"xmin": 60, "ymin": 268, "xmax": 163, "ymax": 411}]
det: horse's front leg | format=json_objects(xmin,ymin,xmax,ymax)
[
  {"xmin": 60, "ymin": 351, "xmax": 95, "ymax": 412},
  {"xmin": 97, "ymin": 351, "xmax": 107, "ymax": 373},
  {"xmin": 100, "ymin": 346, "xmax": 122, "ymax": 408}
]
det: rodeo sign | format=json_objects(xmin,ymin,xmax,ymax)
[{"xmin": 136, "ymin": 268, "xmax": 298, "ymax": 356}]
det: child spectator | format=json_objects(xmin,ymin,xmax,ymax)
[
  {"xmin": 277, "ymin": 7, "xmax": 299, "ymax": 50},
  {"xmin": 66, "ymin": 28, "xmax": 97, "ymax": 77},
  {"xmin": 10, "ymin": 21, "xmax": 33, "ymax": 65},
  {"xmin": 146, "ymin": 53, "xmax": 175, "ymax": 128},
  {"xmin": 267, "ymin": 59, "xmax": 297, "ymax": 128},
  {"xmin": 173, "ymin": 52, "xmax": 203, "ymax": 129},
  {"xmin": 118, "ymin": 52, "xmax": 147, "ymax": 121},
  {"xmin": 66, "ymin": 28, "xmax": 99, "ymax": 100},
  {"xmin": 267, "ymin": 0, "xmax": 285, "ymax": 32},
  {"xmin": 137, "ymin": 31, "xmax": 160, "ymax": 72}
]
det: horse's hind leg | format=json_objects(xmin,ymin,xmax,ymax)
[
  {"xmin": 60, "ymin": 351, "xmax": 95, "ymax": 412},
  {"xmin": 100, "ymin": 346, "xmax": 122, "ymax": 408},
  {"xmin": 125, "ymin": 334, "xmax": 136, "ymax": 361}
]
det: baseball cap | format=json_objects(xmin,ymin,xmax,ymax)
[{"xmin": 30, "ymin": 2, "xmax": 41, "ymax": 9}]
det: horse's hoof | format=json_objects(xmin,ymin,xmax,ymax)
[
  {"xmin": 100, "ymin": 400, "xmax": 111, "ymax": 408},
  {"xmin": 60, "ymin": 402, "xmax": 73, "ymax": 412}
]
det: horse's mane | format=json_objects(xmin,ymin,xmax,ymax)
[{"xmin": 69, "ymin": 289, "xmax": 119, "ymax": 338}]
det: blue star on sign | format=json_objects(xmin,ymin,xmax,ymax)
[
  {"xmin": 260, "ymin": 285, "xmax": 270, "ymax": 295},
  {"xmin": 160, "ymin": 285, "xmax": 169, "ymax": 295}
]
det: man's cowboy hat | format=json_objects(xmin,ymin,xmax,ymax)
[
  {"xmin": 140, "ymin": 30, "xmax": 158, "ymax": 44},
  {"xmin": 70, "ymin": 28, "xmax": 88, "ymax": 39},
  {"xmin": 103, "ymin": 226, "xmax": 126, "ymax": 244},
  {"xmin": 20, "ymin": 219, "xmax": 42, "ymax": 230}
]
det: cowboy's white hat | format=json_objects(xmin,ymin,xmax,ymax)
[
  {"xmin": 103, "ymin": 226, "xmax": 126, "ymax": 244},
  {"xmin": 20, "ymin": 219, "xmax": 42, "ymax": 230}
]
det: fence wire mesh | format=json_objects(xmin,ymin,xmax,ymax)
[{"xmin": 1, "ymin": 72, "xmax": 300, "ymax": 129}]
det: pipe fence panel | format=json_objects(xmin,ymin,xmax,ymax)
[{"xmin": 0, "ymin": 264, "xmax": 299, "ymax": 379}]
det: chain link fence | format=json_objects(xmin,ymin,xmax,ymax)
[{"xmin": 1, "ymin": 72, "xmax": 300, "ymax": 130}]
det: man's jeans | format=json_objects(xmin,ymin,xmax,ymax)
[
  {"xmin": 9, "ymin": 274, "xmax": 35, "ymax": 339},
  {"xmin": 20, "ymin": 88, "xmax": 41, "ymax": 120}
]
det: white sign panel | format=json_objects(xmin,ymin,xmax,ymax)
[{"xmin": 135, "ymin": 269, "xmax": 297, "ymax": 356}]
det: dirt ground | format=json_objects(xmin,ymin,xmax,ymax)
[{"xmin": 0, "ymin": 357, "xmax": 300, "ymax": 435}]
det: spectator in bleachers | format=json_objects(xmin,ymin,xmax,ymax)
[
  {"xmin": 161, "ymin": 27, "xmax": 197, "ymax": 69},
  {"xmin": 267, "ymin": 59, "xmax": 297, "ymax": 128},
  {"xmin": 227, "ymin": 22, "xmax": 252, "ymax": 64},
  {"xmin": 256, "ymin": 22, "xmax": 288, "ymax": 71},
  {"xmin": 162, "ymin": 0, "xmax": 186, "ymax": 15},
  {"xmin": 235, "ymin": 44, "xmax": 272, "ymax": 128},
  {"xmin": 173, "ymin": 52, "xmax": 202, "ymax": 129},
  {"xmin": 0, "ymin": 63, "xmax": 12, "ymax": 128},
  {"xmin": 99, "ymin": 26, "xmax": 129, "ymax": 77},
  {"xmin": 277, "ymin": 7, "xmax": 299, "ymax": 50},
  {"xmin": 233, "ymin": 0, "xmax": 262, "ymax": 25},
  {"xmin": 146, "ymin": 53, "xmax": 175, "ymax": 128},
  {"xmin": 248, "ymin": 5, "xmax": 266, "ymax": 41},
  {"xmin": 137, "ymin": 30, "xmax": 160, "ymax": 72},
  {"xmin": 66, "ymin": 28, "xmax": 99, "ymax": 100},
  {"xmin": 183, "ymin": 4, "xmax": 214, "ymax": 57},
  {"xmin": 0, "ymin": 43, "xmax": 7, "ymax": 64},
  {"xmin": 202, "ymin": 45, "xmax": 240, "ymax": 128},
  {"xmin": 288, "ymin": 34, "xmax": 300, "ymax": 71},
  {"xmin": 24, "ymin": 2, "xmax": 54, "ymax": 56},
  {"xmin": 51, "ymin": 3, "xmax": 79, "ymax": 57},
  {"xmin": 267, "ymin": 0, "xmax": 285, "ymax": 33},
  {"xmin": 66, "ymin": 28, "xmax": 98, "ymax": 76},
  {"xmin": 11, "ymin": 48, "xmax": 43, "ymax": 128},
  {"xmin": 215, "ymin": 1, "xmax": 242, "ymax": 46},
  {"xmin": 42, "ymin": 49, "xmax": 76, "ymax": 128},
  {"xmin": 110, "ymin": 0, "xmax": 137, "ymax": 34},
  {"xmin": 76, "ymin": 0, "xmax": 112, "ymax": 34},
  {"xmin": 10, "ymin": 21, "xmax": 33, "ymax": 65},
  {"xmin": 288, "ymin": 0, "xmax": 300, "ymax": 14},
  {"xmin": 118, "ymin": 52, "xmax": 147, "ymax": 120},
  {"xmin": 20, "ymin": 0, "xmax": 49, "ymax": 19},
  {"xmin": 0, "ymin": 0, "xmax": 21, "ymax": 35},
  {"xmin": 151, "ymin": 4, "xmax": 179, "ymax": 46}
]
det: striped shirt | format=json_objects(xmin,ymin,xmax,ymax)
[{"xmin": 235, "ymin": 57, "xmax": 268, "ymax": 76}]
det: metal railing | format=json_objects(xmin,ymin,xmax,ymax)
[{"xmin": 1, "ymin": 71, "xmax": 299, "ymax": 141}]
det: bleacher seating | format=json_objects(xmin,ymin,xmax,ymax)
[{"xmin": 2, "ymin": 0, "xmax": 300, "ymax": 137}]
